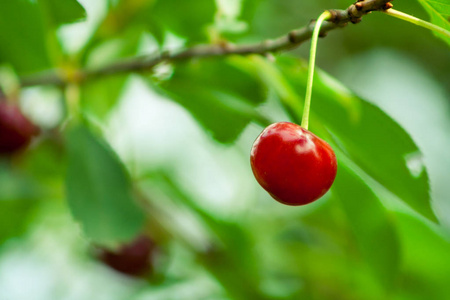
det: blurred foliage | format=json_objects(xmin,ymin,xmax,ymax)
[
  {"xmin": 0, "ymin": 0, "xmax": 449, "ymax": 299},
  {"xmin": 154, "ymin": 58, "xmax": 268, "ymax": 143}
]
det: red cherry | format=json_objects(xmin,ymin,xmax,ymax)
[
  {"xmin": 250, "ymin": 122, "xmax": 337, "ymax": 206},
  {"xmin": 0, "ymin": 101, "xmax": 39, "ymax": 155},
  {"xmin": 98, "ymin": 235, "xmax": 156, "ymax": 277}
]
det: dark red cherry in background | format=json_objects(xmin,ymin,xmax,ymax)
[
  {"xmin": 251, "ymin": 122, "xmax": 337, "ymax": 206},
  {"xmin": 0, "ymin": 101, "xmax": 40, "ymax": 155},
  {"xmin": 97, "ymin": 235, "xmax": 157, "ymax": 277}
]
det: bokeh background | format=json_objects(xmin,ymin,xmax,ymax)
[{"xmin": 0, "ymin": 0, "xmax": 449, "ymax": 299}]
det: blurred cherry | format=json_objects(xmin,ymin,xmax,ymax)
[
  {"xmin": 97, "ymin": 235, "xmax": 157, "ymax": 277},
  {"xmin": 0, "ymin": 101, "xmax": 39, "ymax": 155}
]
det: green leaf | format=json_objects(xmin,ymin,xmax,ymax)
[
  {"xmin": 333, "ymin": 164, "xmax": 400, "ymax": 288},
  {"xmin": 417, "ymin": 0, "xmax": 450, "ymax": 46},
  {"xmin": 81, "ymin": 75, "xmax": 128, "ymax": 120},
  {"xmin": 0, "ymin": 0, "xmax": 50, "ymax": 74},
  {"xmin": 100, "ymin": 0, "xmax": 216, "ymax": 45},
  {"xmin": 0, "ymin": 166, "xmax": 40, "ymax": 245},
  {"xmin": 240, "ymin": 0, "xmax": 264, "ymax": 33},
  {"xmin": 0, "ymin": 199, "xmax": 36, "ymax": 245},
  {"xmin": 313, "ymin": 72, "xmax": 436, "ymax": 223},
  {"xmin": 65, "ymin": 125, "xmax": 145, "ymax": 246},
  {"xmin": 254, "ymin": 56, "xmax": 436, "ymax": 222},
  {"xmin": 395, "ymin": 213, "xmax": 450, "ymax": 298},
  {"xmin": 154, "ymin": 58, "xmax": 267, "ymax": 143},
  {"xmin": 149, "ymin": 0, "xmax": 216, "ymax": 44},
  {"xmin": 39, "ymin": 0, "xmax": 86, "ymax": 27}
]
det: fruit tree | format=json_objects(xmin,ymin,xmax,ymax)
[{"xmin": 0, "ymin": 0, "xmax": 449, "ymax": 299}]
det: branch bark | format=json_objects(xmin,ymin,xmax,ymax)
[{"xmin": 20, "ymin": 0, "xmax": 393, "ymax": 88}]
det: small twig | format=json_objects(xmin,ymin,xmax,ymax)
[{"xmin": 19, "ymin": 0, "xmax": 392, "ymax": 88}]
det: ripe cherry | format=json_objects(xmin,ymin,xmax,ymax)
[
  {"xmin": 250, "ymin": 122, "xmax": 337, "ymax": 206},
  {"xmin": 0, "ymin": 101, "xmax": 39, "ymax": 155},
  {"xmin": 97, "ymin": 235, "xmax": 157, "ymax": 277}
]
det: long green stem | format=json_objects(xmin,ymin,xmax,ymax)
[
  {"xmin": 301, "ymin": 11, "xmax": 331, "ymax": 130},
  {"xmin": 384, "ymin": 8, "xmax": 450, "ymax": 38}
]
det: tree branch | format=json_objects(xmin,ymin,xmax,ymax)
[{"xmin": 20, "ymin": 0, "xmax": 393, "ymax": 88}]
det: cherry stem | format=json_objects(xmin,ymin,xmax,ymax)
[
  {"xmin": 301, "ymin": 11, "xmax": 331, "ymax": 130},
  {"xmin": 384, "ymin": 9, "xmax": 450, "ymax": 39}
]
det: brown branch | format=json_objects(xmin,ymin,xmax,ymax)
[{"xmin": 20, "ymin": 0, "xmax": 393, "ymax": 88}]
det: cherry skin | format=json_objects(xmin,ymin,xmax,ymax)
[
  {"xmin": 0, "ymin": 101, "xmax": 39, "ymax": 155},
  {"xmin": 250, "ymin": 122, "xmax": 337, "ymax": 206},
  {"xmin": 97, "ymin": 235, "xmax": 157, "ymax": 277}
]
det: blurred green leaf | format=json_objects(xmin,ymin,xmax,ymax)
[
  {"xmin": 81, "ymin": 75, "xmax": 128, "ymax": 120},
  {"xmin": 0, "ymin": 165, "xmax": 41, "ymax": 201},
  {"xmin": 84, "ymin": 25, "xmax": 145, "ymax": 67},
  {"xmin": 333, "ymin": 164, "xmax": 400, "ymax": 289},
  {"xmin": 256, "ymin": 56, "xmax": 436, "ymax": 222},
  {"xmin": 65, "ymin": 125, "xmax": 145, "ymax": 246},
  {"xmin": 78, "ymin": 0, "xmax": 152, "ymax": 62},
  {"xmin": 0, "ymin": 0, "xmax": 50, "ymax": 74},
  {"xmin": 240, "ymin": 0, "xmax": 264, "ymax": 33},
  {"xmin": 416, "ymin": 0, "xmax": 450, "ymax": 46},
  {"xmin": 395, "ymin": 213, "xmax": 450, "ymax": 299},
  {"xmin": 101, "ymin": 0, "xmax": 215, "ymax": 45},
  {"xmin": 154, "ymin": 58, "xmax": 267, "ymax": 143},
  {"xmin": 0, "ymin": 199, "xmax": 36, "ymax": 245},
  {"xmin": 39, "ymin": 0, "xmax": 86, "ymax": 27},
  {"xmin": 0, "ymin": 166, "xmax": 40, "ymax": 244},
  {"xmin": 17, "ymin": 139, "xmax": 66, "ymax": 186},
  {"xmin": 150, "ymin": 0, "xmax": 216, "ymax": 44}
]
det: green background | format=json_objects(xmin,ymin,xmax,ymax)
[{"xmin": 0, "ymin": 0, "xmax": 449, "ymax": 299}]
